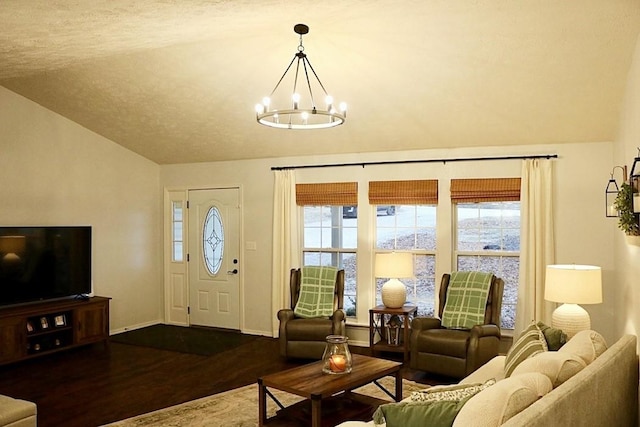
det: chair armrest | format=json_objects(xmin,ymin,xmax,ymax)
[
  {"xmin": 331, "ymin": 309, "xmax": 346, "ymax": 335},
  {"xmin": 277, "ymin": 308, "xmax": 295, "ymax": 357},
  {"xmin": 277, "ymin": 308, "xmax": 295, "ymax": 323},
  {"xmin": 277, "ymin": 309, "xmax": 295, "ymax": 337},
  {"xmin": 466, "ymin": 324, "xmax": 502, "ymax": 375},
  {"xmin": 409, "ymin": 317, "xmax": 442, "ymax": 370},
  {"xmin": 411, "ymin": 317, "xmax": 442, "ymax": 331}
]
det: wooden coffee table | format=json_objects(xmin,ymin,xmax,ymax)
[{"xmin": 258, "ymin": 354, "xmax": 402, "ymax": 427}]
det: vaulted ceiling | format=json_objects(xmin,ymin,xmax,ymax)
[{"xmin": 1, "ymin": 1, "xmax": 639, "ymax": 164}]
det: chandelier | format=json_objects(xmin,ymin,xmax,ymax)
[{"xmin": 255, "ymin": 24, "xmax": 347, "ymax": 130}]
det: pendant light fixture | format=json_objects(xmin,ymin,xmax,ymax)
[{"xmin": 255, "ymin": 24, "xmax": 346, "ymax": 130}]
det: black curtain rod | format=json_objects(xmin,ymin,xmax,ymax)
[{"xmin": 271, "ymin": 154, "xmax": 558, "ymax": 171}]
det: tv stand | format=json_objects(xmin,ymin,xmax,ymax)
[{"xmin": 0, "ymin": 296, "xmax": 110, "ymax": 366}]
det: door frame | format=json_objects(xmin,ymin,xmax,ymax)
[{"xmin": 163, "ymin": 185, "xmax": 244, "ymax": 331}]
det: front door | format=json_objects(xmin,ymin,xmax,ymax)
[{"xmin": 188, "ymin": 188, "xmax": 240, "ymax": 330}]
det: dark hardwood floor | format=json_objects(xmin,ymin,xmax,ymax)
[{"xmin": 0, "ymin": 331, "xmax": 445, "ymax": 427}]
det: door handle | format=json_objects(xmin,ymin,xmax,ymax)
[{"xmin": 227, "ymin": 269, "xmax": 238, "ymax": 275}]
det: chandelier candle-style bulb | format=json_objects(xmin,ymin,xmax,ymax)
[
  {"xmin": 255, "ymin": 24, "xmax": 347, "ymax": 130},
  {"xmin": 325, "ymin": 95, "xmax": 333, "ymax": 110}
]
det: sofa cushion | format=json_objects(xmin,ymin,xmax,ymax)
[
  {"xmin": 536, "ymin": 321, "xmax": 567, "ymax": 351},
  {"xmin": 558, "ymin": 329, "xmax": 607, "ymax": 365},
  {"xmin": 410, "ymin": 379, "xmax": 496, "ymax": 402},
  {"xmin": 504, "ymin": 323, "xmax": 548, "ymax": 377},
  {"xmin": 373, "ymin": 381, "xmax": 492, "ymax": 427},
  {"xmin": 460, "ymin": 355, "xmax": 506, "ymax": 385},
  {"xmin": 452, "ymin": 372, "xmax": 553, "ymax": 427},
  {"xmin": 511, "ymin": 351, "xmax": 586, "ymax": 387},
  {"xmin": 0, "ymin": 394, "xmax": 37, "ymax": 427},
  {"xmin": 374, "ymin": 399, "xmax": 470, "ymax": 427}
]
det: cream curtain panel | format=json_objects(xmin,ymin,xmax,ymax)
[
  {"xmin": 515, "ymin": 159, "xmax": 556, "ymax": 336},
  {"xmin": 271, "ymin": 170, "xmax": 300, "ymax": 337}
]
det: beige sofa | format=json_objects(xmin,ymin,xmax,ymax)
[
  {"xmin": 0, "ymin": 394, "xmax": 36, "ymax": 427},
  {"xmin": 340, "ymin": 332, "xmax": 638, "ymax": 427}
]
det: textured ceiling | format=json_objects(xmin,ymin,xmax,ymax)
[{"xmin": 1, "ymin": 0, "xmax": 639, "ymax": 164}]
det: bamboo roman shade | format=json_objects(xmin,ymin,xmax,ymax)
[
  {"xmin": 295, "ymin": 182, "xmax": 358, "ymax": 206},
  {"xmin": 369, "ymin": 180, "xmax": 438, "ymax": 204},
  {"xmin": 450, "ymin": 178, "xmax": 521, "ymax": 203}
]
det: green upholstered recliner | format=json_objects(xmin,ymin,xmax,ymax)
[
  {"xmin": 410, "ymin": 273, "xmax": 504, "ymax": 379},
  {"xmin": 277, "ymin": 268, "xmax": 346, "ymax": 359}
]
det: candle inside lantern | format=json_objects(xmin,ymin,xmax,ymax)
[
  {"xmin": 322, "ymin": 335, "xmax": 352, "ymax": 374},
  {"xmin": 329, "ymin": 354, "xmax": 347, "ymax": 373}
]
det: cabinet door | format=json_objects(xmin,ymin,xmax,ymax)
[
  {"xmin": 75, "ymin": 302, "xmax": 108, "ymax": 344},
  {"xmin": 0, "ymin": 317, "xmax": 25, "ymax": 363}
]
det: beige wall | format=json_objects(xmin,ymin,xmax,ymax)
[
  {"xmin": 614, "ymin": 32, "xmax": 640, "ymax": 342},
  {"xmin": 162, "ymin": 141, "xmax": 618, "ymax": 343},
  {"xmin": 0, "ymin": 86, "xmax": 162, "ymax": 332}
]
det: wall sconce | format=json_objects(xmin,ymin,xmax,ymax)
[
  {"xmin": 605, "ymin": 165, "xmax": 627, "ymax": 217},
  {"xmin": 630, "ymin": 148, "xmax": 640, "ymax": 214}
]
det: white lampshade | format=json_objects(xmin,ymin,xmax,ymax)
[
  {"xmin": 375, "ymin": 252, "xmax": 414, "ymax": 308},
  {"xmin": 375, "ymin": 252, "xmax": 414, "ymax": 279},
  {"xmin": 545, "ymin": 265, "xmax": 602, "ymax": 304},
  {"xmin": 544, "ymin": 264, "xmax": 602, "ymax": 339}
]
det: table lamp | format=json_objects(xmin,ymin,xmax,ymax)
[
  {"xmin": 374, "ymin": 252, "xmax": 414, "ymax": 308},
  {"xmin": 544, "ymin": 264, "xmax": 602, "ymax": 339}
]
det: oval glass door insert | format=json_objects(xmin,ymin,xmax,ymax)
[{"xmin": 202, "ymin": 206, "xmax": 224, "ymax": 275}]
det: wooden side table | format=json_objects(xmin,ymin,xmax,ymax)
[{"xmin": 369, "ymin": 304, "xmax": 418, "ymax": 362}]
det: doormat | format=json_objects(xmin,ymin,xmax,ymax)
[{"xmin": 110, "ymin": 324, "xmax": 258, "ymax": 356}]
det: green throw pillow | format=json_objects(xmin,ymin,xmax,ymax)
[
  {"xmin": 373, "ymin": 397, "xmax": 472, "ymax": 427},
  {"xmin": 373, "ymin": 381, "xmax": 494, "ymax": 427},
  {"xmin": 410, "ymin": 379, "xmax": 495, "ymax": 402},
  {"xmin": 536, "ymin": 321, "xmax": 567, "ymax": 351},
  {"xmin": 504, "ymin": 322, "xmax": 548, "ymax": 377}
]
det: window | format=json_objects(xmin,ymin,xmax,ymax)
[
  {"xmin": 297, "ymin": 182, "xmax": 358, "ymax": 316},
  {"xmin": 371, "ymin": 180, "xmax": 438, "ymax": 316},
  {"xmin": 302, "ymin": 206, "xmax": 357, "ymax": 315},
  {"xmin": 452, "ymin": 178, "xmax": 521, "ymax": 330},
  {"xmin": 375, "ymin": 205, "xmax": 437, "ymax": 316},
  {"xmin": 171, "ymin": 201, "xmax": 184, "ymax": 262},
  {"xmin": 202, "ymin": 206, "xmax": 224, "ymax": 275}
]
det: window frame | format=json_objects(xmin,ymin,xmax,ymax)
[{"xmin": 452, "ymin": 199, "xmax": 521, "ymax": 331}]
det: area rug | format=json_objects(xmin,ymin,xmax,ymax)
[
  {"xmin": 103, "ymin": 376, "xmax": 425, "ymax": 427},
  {"xmin": 110, "ymin": 324, "xmax": 257, "ymax": 356}
]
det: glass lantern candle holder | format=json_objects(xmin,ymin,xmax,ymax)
[{"xmin": 322, "ymin": 335, "xmax": 353, "ymax": 374}]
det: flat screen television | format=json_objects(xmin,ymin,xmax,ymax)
[{"xmin": 0, "ymin": 226, "xmax": 92, "ymax": 307}]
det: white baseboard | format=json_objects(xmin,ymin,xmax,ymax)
[{"xmin": 110, "ymin": 320, "xmax": 162, "ymax": 335}]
